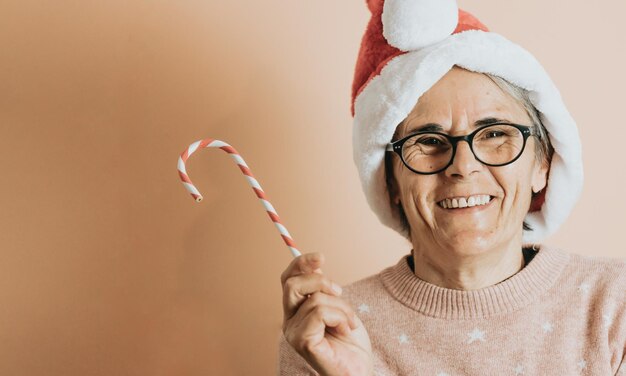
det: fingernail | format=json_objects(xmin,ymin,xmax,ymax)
[{"xmin": 331, "ymin": 283, "xmax": 342, "ymax": 295}]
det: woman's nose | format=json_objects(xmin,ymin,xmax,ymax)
[{"xmin": 444, "ymin": 141, "xmax": 483, "ymax": 177}]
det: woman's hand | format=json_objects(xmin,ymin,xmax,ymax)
[{"xmin": 281, "ymin": 252, "xmax": 373, "ymax": 376}]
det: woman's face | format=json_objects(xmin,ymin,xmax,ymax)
[{"xmin": 389, "ymin": 67, "xmax": 548, "ymax": 255}]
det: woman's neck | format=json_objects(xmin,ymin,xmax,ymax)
[{"xmin": 410, "ymin": 242, "xmax": 526, "ymax": 290}]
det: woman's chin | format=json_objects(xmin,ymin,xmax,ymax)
[{"xmin": 436, "ymin": 228, "xmax": 497, "ymax": 254}]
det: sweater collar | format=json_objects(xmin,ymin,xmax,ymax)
[{"xmin": 379, "ymin": 245, "xmax": 570, "ymax": 319}]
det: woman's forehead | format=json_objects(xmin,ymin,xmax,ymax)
[{"xmin": 400, "ymin": 69, "xmax": 530, "ymax": 134}]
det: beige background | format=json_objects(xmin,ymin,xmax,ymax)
[{"xmin": 0, "ymin": 1, "xmax": 624, "ymax": 375}]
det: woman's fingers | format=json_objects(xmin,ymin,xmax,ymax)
[
  {"xmin": 281, "ymin": 252, "xmax": 343, "ymax": 320},
  {"xmin": 281, "ymin": 253, "xmax": 324, "ymax": 287},
  {"xmin": 281, "ymin": 253, "xmax": 360, "ymax": 353},
  {"xmin": 285, "ymin": 298, "xmax": 357, "ymax": 356},
  {"xmin": 280, "ymin": 255, "xmax": 373, "ymax": 375},
  {"xmin": 300, "ymin": 292, "xmax": 359, "ymax": 330},
  {"xmin": 286, "ymin": 292, "xmax": 359, "ymax": 333},
  {"xmin": 283, "ymin": 272, "xmax": 343, "ymax": 319}
]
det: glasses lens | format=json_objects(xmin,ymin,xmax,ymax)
[
  {"xmin": 473, "ymin": 124, "xmax": 525, "ymax": 165},
  {"xmin": 401, "ymin": 133, "xmax": 453, "ymax": 173}
]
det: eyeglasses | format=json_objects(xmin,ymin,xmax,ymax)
[{"xmin": 386, "ymin": 123, "xmax": 536, "ymax": 175}]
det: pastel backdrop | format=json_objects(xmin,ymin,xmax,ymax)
[{"xmin": 0, "ymin": 1, "xmax": 624, "ymax": 375}]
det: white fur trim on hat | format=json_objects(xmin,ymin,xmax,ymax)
[
  {"xmin": 382, "ymin": 0, "xmax": 459, "ymax": 50},
  {"xmin": 352, "ymin": 30, "xmax": 583, "ymax": 244}
]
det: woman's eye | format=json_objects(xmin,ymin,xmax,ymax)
[
  {"xmin": 416, "ymin": 137, "xmax": 442, "ymax": 145},
  {"xmin": 485, "ymin": 131, "xmax": 505, "ymax": 138}
]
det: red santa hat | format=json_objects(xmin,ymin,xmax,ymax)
[{"xmin": 351, "ymin": 0, "xmax": 583, "ymax": 244}]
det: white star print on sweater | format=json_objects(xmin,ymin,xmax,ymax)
[
  {"xmin": 466, "ymin": 328, "xmax": 485, "ymax": 344},
  {"xmin": 541, "ymin": 321, "xmax": 554, "ymax": 333},
  {"xmin": 358, "ymin": 303, "xmax": 370, "ymax": 314},
  {"xmin": 277, "ymin": 246, "xmax": 626, "ymax": 375},
  {"xmin": 397, "ymin": 333, "xmax": 409, "ymax": 344}
]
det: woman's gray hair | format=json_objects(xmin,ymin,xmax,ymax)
[
  {"xmin": 384, "ymin": 72, "xmax": 554, "ymax": 239},
  {"xmin": 485, "ymin": 74, "xmax": 553, "ymax": 166}
]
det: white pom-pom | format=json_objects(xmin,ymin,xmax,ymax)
[{"xmin": 382, "ymin": 0, "xmax": 458, "ymax": 50}]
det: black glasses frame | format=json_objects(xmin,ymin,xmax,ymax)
[{"xmin": 386, "ymin": 123, "xmax": 536, "ymax": 175}]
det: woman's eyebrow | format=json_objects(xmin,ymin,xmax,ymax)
[
  {"xmin": 474, "ymin": 117, "xmax": 511, "ymax": 127},
  {"xmin": 405, "ymin": 117, "xmax": 512, "ymax": 134},
  {"xmin": 406, "ymin": 123, "xmax": 444, "ymax": 133}
]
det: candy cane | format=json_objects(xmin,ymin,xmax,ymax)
[{"xmin": 177, "ymin": 138, "xmax": 301, "ymax": 258}]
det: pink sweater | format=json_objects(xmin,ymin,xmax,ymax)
[{"xmin": 277, "ymin": 245, "xmax": 626, "ymax": 375}]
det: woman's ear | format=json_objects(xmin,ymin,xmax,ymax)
[
  {"xmin": 529, "ymin": 159, "xmax": 549, "ymax": 212},
  {"xmin": 391, "ymin": 184, "xmax": 401, "ymax": 206},
  {"xmin": 531, "ymin": 159, "xmax": 549, "ymax": 194},
  {"xmin": 385, "ymin": 155, "xmax": 402, "ymax": 206},
  {"xmin": 387, "ymin": 171, "xmax": 401, "ymax": 205}
]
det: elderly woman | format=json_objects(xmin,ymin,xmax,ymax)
[{"xmin": 278, "ymin": 2, "xmax": 625, "ymax": 375}]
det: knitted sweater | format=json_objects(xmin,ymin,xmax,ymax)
[{"xmin": 277, "ymin": 245, "xmax": 626, "ymax": 375}]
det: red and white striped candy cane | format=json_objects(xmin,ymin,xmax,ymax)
[{"xmin": 177, "ymin": 138, "xmax": 301, "ymax": 258}]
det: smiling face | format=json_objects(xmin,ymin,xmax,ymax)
[{"xmin": 388, "ymin": 67, "xmax": 549, "ymax": 256}]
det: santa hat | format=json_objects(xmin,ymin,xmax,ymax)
[{"xmin": 351, "ymin": 0, "xmax": 583, "ymax": 244}]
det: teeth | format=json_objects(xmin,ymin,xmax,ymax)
[
  {"xmin": 439, "ymin": 195, "xmax": 491, "ymax": 209},
  {"xmin": 458, "ymin": 197, "xmax": 467, "ymax": 208}
]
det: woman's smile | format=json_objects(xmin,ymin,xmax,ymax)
[
  {"xmin": 435, "ymin": 195, "xmax": 496, "ymax": 213},
  {"xmin": 436, "ymin": 194, "xmax": 494, "ymax": 209}
]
